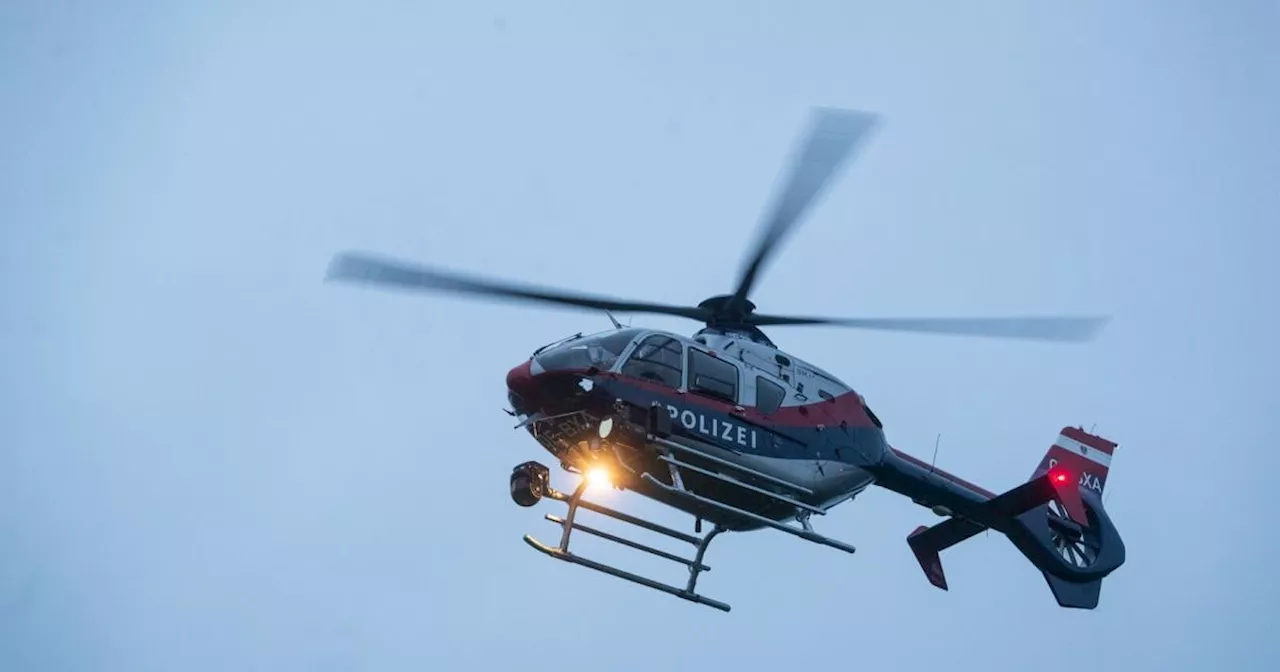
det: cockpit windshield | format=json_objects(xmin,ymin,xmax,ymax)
[{"xmin": 533, "ymin": 328, "xmax": 645, "ymax": 373}]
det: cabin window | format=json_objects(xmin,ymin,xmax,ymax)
[
  {"xmin": 621, "ymin": 335, "xmax": 684, "ymax": 388},
  {"xmin": 819, "ymin": 389, "xmax": 835, "ymax": 403},
  {"xmin": 756, "ymin": 377, "xmax": 785, "ymax": 415},
  {"xmin": 533, "ymin": 328, "xmax": 644, "ymax": 373},
  {"xmin": 687, "ymin": 349, "xmax": 739, "ymax": 404}
]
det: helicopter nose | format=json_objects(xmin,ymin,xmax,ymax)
[
  {"xmin": 507, "ymin": 359, "xmax": 534, "ymax": 391},
  {"xmin": 506, "ymin": 359, "xmax": 538, "ymax": 412}
]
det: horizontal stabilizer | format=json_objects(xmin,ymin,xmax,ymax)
[
  {"xmin": 907, "ymin": 519, "xmax": 981, "ymax": 590},
  {"xmin": 906, "ymin": 470, "xmax": 1085, "ymax": 591}
]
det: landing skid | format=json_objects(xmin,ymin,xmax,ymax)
[
  {"xmin": 523, "ymin": 479, "xmax": 731, "ymax": 612},
  {"xmin": 512, "ymin": 423, "xmax": 859, "ymax": 612}
]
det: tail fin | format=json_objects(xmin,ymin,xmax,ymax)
[
  {"xmin": 906, "ymin": 426, "xmax": 1125, "ymax": 610},
  {"xmin": 1030, "ymin": 426, "xmax": 1115, "ymax": 497}
]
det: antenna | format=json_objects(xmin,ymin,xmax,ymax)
[
  {"xmin": 1090, "ymin": 422, "xmax": 1111, "ymax": 506},
  {"xmin": 605, "ymin": 311, "xmax": 623, "ymax": 329},
  {"xmin": 929, "ymin": 433, "xmax": 941, "ymax": 476}
]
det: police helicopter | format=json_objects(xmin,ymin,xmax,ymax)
[{"xmin": 325, "ymin": 108, "xmax": 1126, "ymax": 613}]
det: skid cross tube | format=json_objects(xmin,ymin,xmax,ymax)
[
  {"xmin": 545, "ymin": 486, "xmax": 702, "ymax": 545},
  {"xmin": 523, "ymin": 479, "xmax": 732, "ymax": 612},
  {"xmin": 544, "ymin": 515, "xmax": 711, "ymax": 572}
]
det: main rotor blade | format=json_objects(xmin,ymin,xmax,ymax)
[
  {"xmin": 326, "ymin": 252, "xmax": 712, "ymax": 320},
  {"xmin": 727, "ymin": 108, "xmax": 880, "ymax": 314},
  {"xmin": 746, "ymin": 313, "xmax": 1111, "ymax": 342}
]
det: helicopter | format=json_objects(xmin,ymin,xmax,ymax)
[{"xmin": 325, "ymin": 107, "xmax": 1126, "ymax": 613}]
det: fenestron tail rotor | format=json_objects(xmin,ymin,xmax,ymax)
[{"xmin": 325, "ymin": 108, "xmax": 1110, "ymax": 344}]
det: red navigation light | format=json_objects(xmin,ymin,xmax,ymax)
[{"xmin": 1051, "ymin": 470, "xmax": 1069, "ymax": 484}]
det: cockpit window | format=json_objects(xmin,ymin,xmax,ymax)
[
  {"xmin": 621, "ymin": 335, "xmax": 684, "ymax": 388},
  {"xmin": 534, "ymin": 328, "xmax": 643, "ymax": 373}
]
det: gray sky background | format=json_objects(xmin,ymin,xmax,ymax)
[{"xmin": 4, "ymin": 1, "xmax": 1278, "ymax": 671}]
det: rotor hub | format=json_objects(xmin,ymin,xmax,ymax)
[{"xmin": 696, "ymin": 295, "xmax": 757, "ymax": 324}]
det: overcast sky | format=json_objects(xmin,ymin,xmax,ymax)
[{"xmin": 4, "ymin": 1, "xmax": 1278, "ymax": 671}]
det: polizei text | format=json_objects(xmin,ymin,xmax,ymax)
[{"xmin": 666, "ymin": 404, "xmax": 758, "ymax": 449}]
